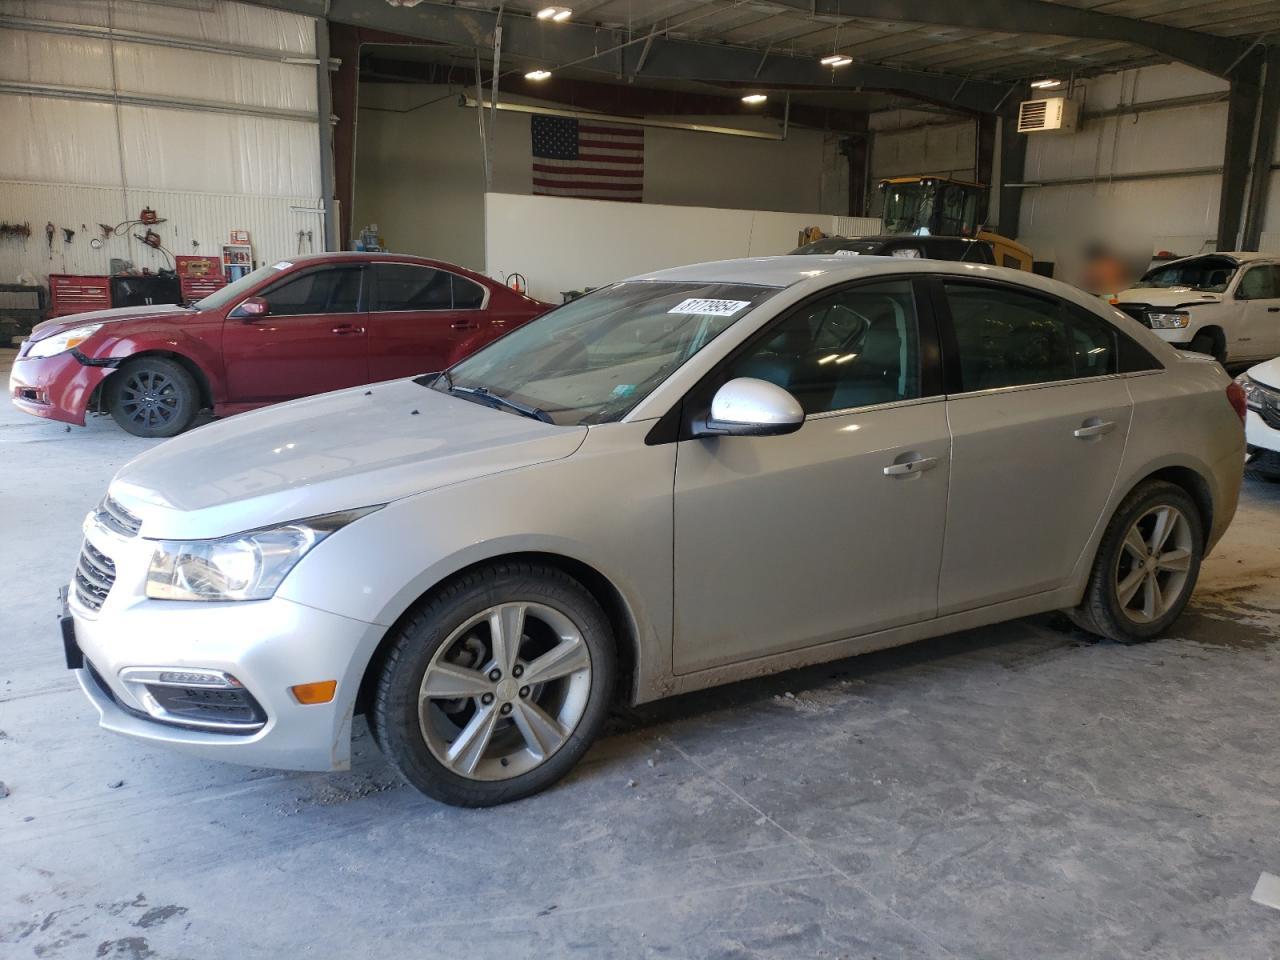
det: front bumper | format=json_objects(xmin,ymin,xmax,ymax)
[
  {"xmin": 9, "ymin": 350, "xmax": 115, "ymax": 425},
  {"xmin": 1246, "ymin": 408, "xmax": 1280, "ymax": 474},
  {"xmin": 69, "ymin": 518, "xmax": 386, "ymax": 772}
]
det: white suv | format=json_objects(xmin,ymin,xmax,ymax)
[{"xmin": 1114, "ymin": 253, "xmax": 1280, "ymax": 365}]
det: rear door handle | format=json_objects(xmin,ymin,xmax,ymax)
[
  {"xmin": 451, "ymin": 320, "xmax": 480, "ymax": 330},
  {"xmin": 331, "ymin": 323, "xmax": 365, "ymax": 335},
  {"xmin": 1074, "ymin": 419, "xmax": 1116, "ymax": 438},
  {"xmin": 883, "ymin": 455, "xmax": 938, "ymax": 477}
]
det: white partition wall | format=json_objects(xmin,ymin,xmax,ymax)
[{"xmin": 484, "ymin": 192, "xmax": 846, "ymax": 303}]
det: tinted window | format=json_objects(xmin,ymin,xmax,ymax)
[
  {"xmin": 1063, "ymin": 304, "xmax": 1119, "ymax": 378},
  {"xmin": 373, "ymin": 264, "xmax": 452, "ymax": 310},
  {"xmin": 724, "ymin": 280, "xmax": 920, "ymax": 414},
  {"xmin": 946, "ymin": 282, "xmax": 1091, "ymax": 390},
  {"xmin": 261, "ymin": 268, "xmax": 362, "ymax": 316},
  {"xmin": 452, "ymin": 275, "xmax": 487, "ymax": 309},
  {"xmin": 1237, "ymin": 265, "xmax": 1279, "ymax": 300}
]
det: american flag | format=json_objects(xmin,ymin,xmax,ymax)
[{"xmin": 530, "ymin": 114, "xmax": 644, "ymax": 202}]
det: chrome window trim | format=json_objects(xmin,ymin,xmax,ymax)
[
  {"xmin": 943, "ymin": 369, "xmax": 1157, "ymax": 401},
  {"xmin": 806, "ymin": 393, "xmax": 943, "ymax": 420}
]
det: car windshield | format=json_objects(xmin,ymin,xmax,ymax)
[
  {"xmin": 192, "ymin": 261, "xmax": 293, "ymax": 311},
  {"xmin": 435, "ymin": 281, "xmax": 779, "ymax": 426},
  {"xmin": 790, "ymin": 239, "xmax": 882, "ymax": 255},
  {"xmin": 1133, "ymin": 256, "xmax": 1238, "ymax": 293}
]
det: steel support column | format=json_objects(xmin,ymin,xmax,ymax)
[
  {"xmin": 997, "ymin": 110, "xmax": 1028, "ymax": 240},
  {"xmin": 1242, "ymin": 51, "xmax": 1280, "ymax": 252},
  {"xmin": 1217, "ymin": 55, "xmax": 1265, "ymax": 251},
  {"xmin": 315, "ymin": 19, "xmax": 338, "ymax": 252}
]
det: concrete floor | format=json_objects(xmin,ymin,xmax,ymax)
[{"xmin": 2, "ymin": 346, "xmax": 1279, "ymax": 960}]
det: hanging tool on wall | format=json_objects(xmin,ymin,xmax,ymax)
[
  {"xmin": 0, "ymin": 221, "xmax": 32, "ymax": 241},
  {"xmin": 45, "ymin": 221, "xmax": 55, "ymax": 256},
  {"xmin": 62, "ymin": 227, "xmax": 75, "ymax": 244},
  {"xmin": 112, "ymin": 208, "xmax": 167, "ymax": 238}
]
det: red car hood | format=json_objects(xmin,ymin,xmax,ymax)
[{"xmin": 29, "ymin": 303, "xmax": 190, "ymax": 341}]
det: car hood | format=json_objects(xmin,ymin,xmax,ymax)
[
  {"xmin": 108, "ymin": 379, "xmax": 588, "ymax": 540},
  {"xmin": 1248, "ymin": 357, "xmax": 1280, "ymax": 391},
  {"xmin": 30, "ymin": 304, "xmax": 189, "ymax": 340},
  {"xmin": 1114, "ymin": 287, "xmax": 1223, "ymax": 308}
]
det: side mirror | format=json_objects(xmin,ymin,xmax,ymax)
[
  {"xmin": 693, "ymin": 377, "xmax": 805, "ymax": 438},
  {"xmin": 235, "ymin": 297, "xmax": 270, "ymax": 319}
]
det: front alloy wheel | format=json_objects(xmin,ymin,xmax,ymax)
[{"xmin": 371, "ymin": 563, "xmax": 615, "ymax": 806}]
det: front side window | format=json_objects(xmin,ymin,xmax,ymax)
[
  {"xmin": 260, "ymin": 268, "xmax": 362, "ymax": 316},
  {"xmin": 722, "ymin": 280, "xmax": 920, "ymax": 414},
  {"xmin": 946, "ymin": 282, "xmax": 1119, "ymax": 391},
  {"xmin": 373, "ymin": 264, "xmax": 452, "ymax": 311},
  {"xmin": 1237, "ymin": 264, "xmax": 1278, "ymax": 300},
  {"xmin": 439, "ymin": 281, "xmax": 779, "ymax": 425}
]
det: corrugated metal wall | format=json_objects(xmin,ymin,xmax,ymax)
[{"xmin": 0, "ymin": 0, "xmax": 321, "ymax": 287}]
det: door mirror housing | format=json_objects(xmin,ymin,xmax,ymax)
[
  {"xmin": 693, "ymin": 377, "xmax": 805, "ymax": 438},
  {"xmin": 235, "ymin": 297, "xmax": 270, "ymax": 319}
]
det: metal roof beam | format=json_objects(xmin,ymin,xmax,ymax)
[
  {"xmin": 758, "ymin": 0, "xmax": 1252, "ymax": 78},
  {"xmin": 305, "ymin": 0, "xmax": 1014, "ymax": 113}
]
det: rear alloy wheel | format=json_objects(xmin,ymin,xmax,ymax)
[
  {"xmin": 371, "ymin": 563, "xmax": 615, "ymax": 807},
  {"xmin": 107, "ymin": 357, "xmax": 199, "ymax": 437},
  {"xmin": 1070, "ymin": 480, "xmax": 1204, "ymax": 643}
]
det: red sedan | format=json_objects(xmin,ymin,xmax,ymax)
[{"xmin": 9, "ymin": 253, "xmax": 550, "ymax": 437}]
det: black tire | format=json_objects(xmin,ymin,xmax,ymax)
[
  {"xmin": 107, "ymin": 357, "xmax": 200, "ymax": 437},
  {"xmin": 1187, "ymin": 331, "xmax": 1223, "ymax": 364},
  {"xmin": 370, "ymin": 562, "xmax": 616, "ymax": 807},
  {"xmin": 1068, "ymin": 480, "xmax": 1204, "ymax": 643}
]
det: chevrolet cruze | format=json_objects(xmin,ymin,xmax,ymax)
[{"xmin": 63, "ymin": 257, "xmax": 1246, "ymax": 806}]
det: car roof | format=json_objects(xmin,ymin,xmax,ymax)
[{"xmin": 629, "ymin": 255, "xmax": 1024, "ymax": 290}]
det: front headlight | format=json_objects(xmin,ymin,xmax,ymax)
[
  {"xmin": 25, "ymin": 324, "xmax": 104, "ymax": 358},
  {"xmin": 146, "ymin": 507, "xmax": 380, "ymax": 601},
  {"xmin": 1236, "ymin": 373, "xmax": 1264, "ymax": 411},
  {"xmin": 1146, "ymin": 311, "xmax": 1190, "ymax": 329}
]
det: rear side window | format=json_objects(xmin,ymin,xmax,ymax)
[
  {"xmin": 261, "ymin": 267, "xmax": 362, "ymax": 316},
  {"xmin": 452, "ymin": 275, "xmax": 487, "ymax": 309},
  {"xmin": 944, "ymin": 282, "xmax": 1119, "ymax": 391},
  {"xmin": 373, "ymin": 264, "xmax": 452, "ymax": 310}
]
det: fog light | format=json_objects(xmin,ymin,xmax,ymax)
[{"xmin": 290, "ymin": 680, "xmax": 337, "ymax": 705}]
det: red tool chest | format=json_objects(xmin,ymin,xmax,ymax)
[{"xmin": 48, "ymin": 274, "xmax": 111, "ymax": 319}]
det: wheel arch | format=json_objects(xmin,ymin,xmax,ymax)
[
  {"xmin": 355, "ymin": 550, "xmax": 642, "ymax": 717},
  {"xmin": 1190, "ymin": 324, "xmax": 1226, "ymax": 362},
  {"xmin": 91, "ymin": 349, "xmax": 215, "ymax": 411}
]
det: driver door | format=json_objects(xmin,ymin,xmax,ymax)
[
  {"xmin": 222, "ymin": 265, "xmax": 369, "ymax": 403},
  {"xmin": 672, "ymin": 278, "xmax": 949, "ymax": 673}
]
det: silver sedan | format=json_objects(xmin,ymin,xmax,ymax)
[{"xmin": 66, "ymin": 257, "xmax": 1246, "ymax": 806}]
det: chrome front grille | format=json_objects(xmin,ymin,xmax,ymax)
[
  {"xmin": 74, "ymin": 540, "xmax": 116, "ymax": 611},
  {"xmin": 95, "ymin": 494, "xmax": 142, "ymax": 538}
]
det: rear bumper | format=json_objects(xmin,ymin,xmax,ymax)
[{"xmin": 9, "ymin": 352, "xmax": 114, "ymax": 425}]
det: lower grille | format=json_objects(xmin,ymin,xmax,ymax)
[{"xmin": 74, "ymin": 541, "xmax": 116, "ymax": 611}]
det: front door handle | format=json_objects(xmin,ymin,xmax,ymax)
[
  {"xmin": 1267, "ymin": 307, "xmax": 1279, "ymax": 313},
  {"xmin": 331, "ymin": 323, "xmax": 365, "ymax": 335},
  {"xmin": 883, "ymin": 455, "xmax": 938, "ymax": 477},
  {"xmin": 451, "ymin": 320, "xmax": 480, "ymax": 330},
  {"xmin": 1074, "ymin": 419, "xmax": 1116, "ymax": 439}
]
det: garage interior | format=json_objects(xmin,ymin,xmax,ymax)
[{"xmin": 4, "ymin": 0, "xmax": 1280, "ymax": 957}]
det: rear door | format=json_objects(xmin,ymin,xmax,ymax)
[
  {"xmin": 934, "ymin": 278, "xmax": 1134, "ymax": 613},
  {"xmin": 221, "ymin": 264, "xmax": 368, "ymax": 403},
  {"xmin": 1235, "ymin": 263, "xmax": 1280, "ymax": 360},
  {"xmin": 367, "ymin": 263, "xmax": 490, "ymax": 380}
]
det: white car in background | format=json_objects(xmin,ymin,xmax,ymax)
[
  {"xmin": 1238, "ymin": 358, "xmax": 1280, "ymax": 479},
  {"xmin": 1113, "ymin": 253, "xmax": 1280, "ymax": 365}
]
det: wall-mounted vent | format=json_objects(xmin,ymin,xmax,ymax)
[{"xmin": 1017, "ymin": 97, "xmax": 1079, "ymax": 134}]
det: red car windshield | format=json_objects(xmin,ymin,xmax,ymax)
[{"xmin": 193, "ymin": 261, "xmax": 291, "ymax": 311}]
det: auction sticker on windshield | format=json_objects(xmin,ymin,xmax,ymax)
[{"xmin": 668, "ymin": 298, "xmax": 752, "ymax": 316}]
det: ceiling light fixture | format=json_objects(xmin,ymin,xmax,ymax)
[
  {"xmin": 741, "ymin": 93, "xmax": 768, "ymax": 105},
  {"xmin": 525, "ymin": 69, "xmax": 552, "ymax": 81},
  {"xmin": 537, "ymin": 6, "xmax": 572, "ymax": 21},
  {"xmin": 1030, "ymin": 78, "xmax": 1062, "ymax": 89},
  {"xmin": 820, "ymin": 54, "xmax": 853, "ymax": 67}
]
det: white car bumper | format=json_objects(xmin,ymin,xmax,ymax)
[
  {"xmin": 1245, "ymin": 408, "xmax": 1280, "ymax": 472},
  {"xmin": 67, "ymin": 517, "xmax": 385, "ymax": 772}
]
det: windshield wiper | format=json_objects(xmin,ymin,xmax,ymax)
[{"xmin": 448, "ymin": 384, "xmax": 553, "ymax": 423}]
